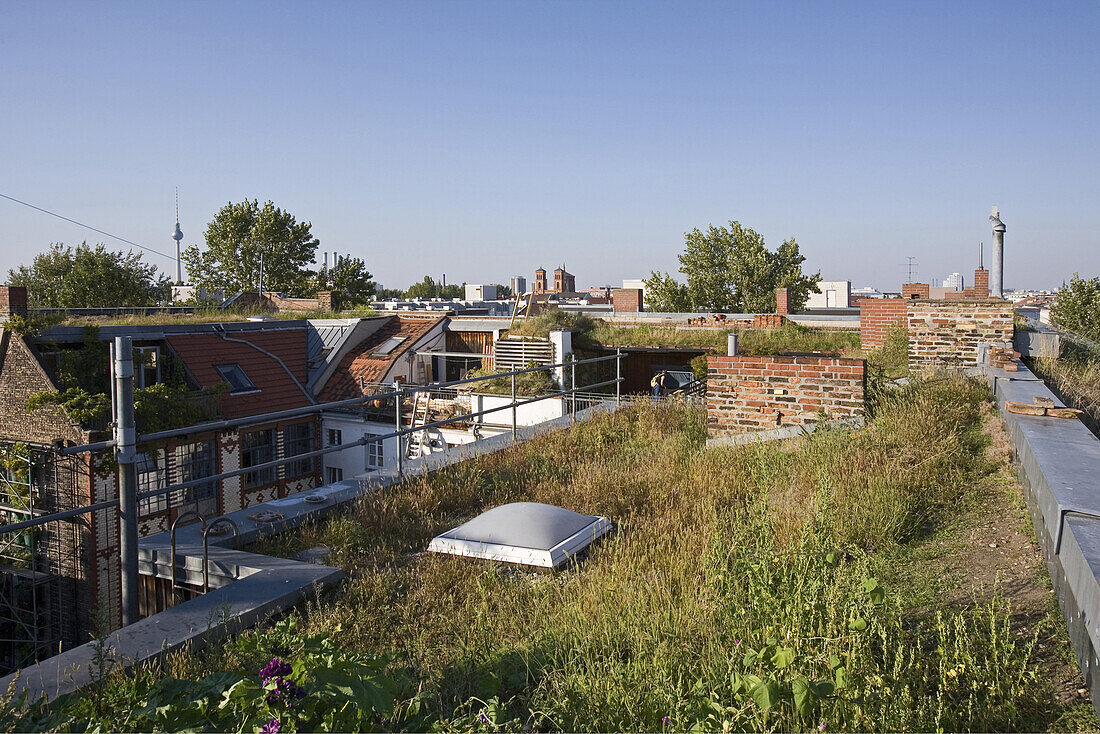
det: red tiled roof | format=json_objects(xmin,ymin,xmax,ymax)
[
  {"xmin": 167, "ymin": 328, "xmax": 312, "ymax": 419},
  {"xmin": 320, "ymin": 315, "xmax": 443, "ymax": 401}
]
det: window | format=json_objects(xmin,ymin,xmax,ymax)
[
  {"xmin": 326, "ymin": 467, "xmax": 343, "ymax": 484},
  {"xmin": 372, "ymin": 336, "xmax": 406, "ymax": 356},
  {"xmin": 327, "ymin": 428, "xmax": 342, "ymax": 446},
  {"xmin": 172, "ymin": 440, "xmax": 219, "ymax": 520},
  {"xmin": 214, "ymin": 363, "xmax": 257, "ymax": 394},
  {"xmin": 283, "ymin": 422, "xmax": 315, "ymax": 479},
  {"xmin": 137, "ymin": 451, "xmax": 168, "ymax": 516},
  {"xmin": 366, "ymin": 435, "xmax": 384, "ymax": 468},
  {"xmin": 134, "ymin": 346, "xmax": 161, "ymax": 389},
  {"xmin": 242, "ymin": 429, "xmax": 275, "ymax": 488}
]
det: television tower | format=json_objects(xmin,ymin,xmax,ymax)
[{"xmin": 172, "ymin": 188, "xmax": 184, "ymax": 284}]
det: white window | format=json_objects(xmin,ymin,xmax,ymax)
[
  {"xmin": 326, "ymin": 467, "xmax": 343, "ymax": 484},
  {"xmin": 172, "ymin": 440, "xmax": 219, "ymax": 520},
  {"xmin": 366, "ymin": 436, "xmax": 384, "ymax": 468},
  {"xmin": 283, "ymin": 422, "xmax": 315, "ymax": 479},
  {"xmin": 137, "ymin": 451, "xmax": 168, "ymax": 516},
  {"xmin": 327, "ymin": 428, "xmax": 342, "ymax": 446},
  {"xmin": 135, "ymin": 347, "xmax": 161, "ymax": 389}
]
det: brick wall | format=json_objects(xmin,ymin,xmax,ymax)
[
  {"xmin": 317, "ymin": 291, "xmax": 334, "ymax": 312},
  {"xmin": 612, "ymin": 288, "xmax": 643, "ymax": 313},
  {"xmin": 973, "ymin": 269, "xmax": 989, "ymax": 297},
  {"xmin": 776, "ymin": 288, "xmax": 789, "ymax": 316},
  {"xmin": 901, "ymin": 283, "xmax": 929, "ymax": 300},
  {"xmin": 859, "ymin": 298, "xmax": 907, "ymax": 348},
  {"xmin": 706, "ymin": 355, "xmax": 865, "ymax": 437},
  {"xmin": 907, "ymin": 300, "xmax": 1014, "ymax": 369},
  {"xmin": 0, "ymin": 287, "xmax": 28, "ymax": 321}
]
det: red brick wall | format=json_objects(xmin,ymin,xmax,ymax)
[
  {"xmin": 612, "ymin": 288, "xmax": 643, "ymax": 313},
  {"xmin": 751, "ymin": 313, "xmax": 785, "ymax": 329},
  {"xmin": 907, "ymin": 300, "xmax": 1014, "ymax": 369},
  {"xmin": 859, "ymin": 298, "xmax": 907, "ymax": 348},
  {"xmin": 0, "ymin": 286, "xmax": 28, "ymax": 320},
  {"xmin": 973, "ymin": 269, "xmax": 989, "ymax": 297},
  {"xmin": 776, "ymin": 288, "xmax": 789, "ymax": 316},
  {"xmin": 901, "ymin": 283, "xmax": 929, "ymax": 300},
  {"xmin": 707, "ymin": 355, "xmax": 865, "ymax": 437}
]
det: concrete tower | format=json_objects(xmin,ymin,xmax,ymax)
[
  {"xmin": 172, "ymin": 189, "xmax": 184, "ymax": 284},
  {"xmin": 989, "ymin": 206, "xmax": 1006, "ymax": 298}
]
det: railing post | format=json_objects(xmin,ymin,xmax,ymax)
[
  {"xmin": 615, "ymin": 349, "xmax": 622, "ymax": 405},
  {"xmin": 570, "ymin": 356, "xmax": 576, "ymax": 423},
  {"xmin": 511, "ymin": 372, "xmax": 517, "ymax": 442},
  {"xmin": 113, "ymin": 335, "xmax": 139, "ymax": 627},
  {"xmin": 394, "ymin": 382, "xmax": 403, "ymax": 478}
]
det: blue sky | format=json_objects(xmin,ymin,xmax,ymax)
[{"xmin": 2, "ymin": 1, "xmax": 1097, "ymax": 292}]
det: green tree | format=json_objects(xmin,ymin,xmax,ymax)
[
  {"xmin": 8, "ymin": 242, "xmax": 170, "ymax": 308},
  {"xmin": 642, "ymin": 271, "xmax": 691, "ymax": 312},
  {"xmin": 313, "ymin": 256, "xmax": 376, "ymax": 306},
  {"xmin": 183, "ymin": 200, "xmax": 319, "ymax": 296},
  {"xmin": 491, "ymin": 284, "xmax": 513, "ymax": 299},
  {"xmin": 1051, "ymin": 273, "xmax": 1100, "ymax": 341},
  {"xmin": 672, "ymin": 221, "xmax": 820, "ymax": 313},
  {"xmin": 405, "ymin": 276, "xmax": 464, "ymax": 299}
]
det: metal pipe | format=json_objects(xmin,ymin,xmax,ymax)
[
  {"xmin": 616, "ymin": 349, "xmax": 621, "ymax": 405},
  {"xmin": 170, "ymin": 511, "xmax": 207, "ymax": 601},
  {"xmin": 511, "ymin": 373, "xmax": 517, "ymax": 441},
  {"xmin": 395, "ymin": 384, "xmax": 403, "ymax": 477},
  {"xmin": 727, "ymin": 333, "xmax": 738, "ymax": 356},
  {"xmin": 114, "ymin": 336, "xmax": 140, "ymax": 627},
  {"xmin": 201, "ymin": 517, "xmax": 240, "ymax": 593}
]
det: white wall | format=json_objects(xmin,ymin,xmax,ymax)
[
  {"xmin": 806, "ymin": 280, "xmax": 851, "ymax": 308},
  {"xmin": 472, "ymin": 394, "xmax": 566, "ymax": 426},
  {"xmin": 320, "ymin": 414, "xmax": 402, "ymax": 479}
]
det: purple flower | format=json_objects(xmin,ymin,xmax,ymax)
[
  {"xmin": 260, "ymin": 719, "xmax": 281, "ymax": 734},
  {"xmin": 260, "ymin": 657, "xmax": 293, "ymax": 682},
  {"xmin": 662, "ymin": 716, "xmax": 671, "ymax": 724},
  {"xmin": 477, "ymin": 712, "xmax": 491, "ymax": 724},
  {"xmin": 818, "ymin": 722, "xmax": 827, "ymax": 731},
  {"xmin": 265, "ymin": 676, "xmax": 307, "ymax": 705}
]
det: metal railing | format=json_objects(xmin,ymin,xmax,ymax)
[{"xmin": 0, "ymin": 347, "xmax": 626, "ymax": 632}]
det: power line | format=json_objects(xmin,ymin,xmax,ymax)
[{"xmin": 0, "ymin": 192, "xmax": 175, "ymax": 261}]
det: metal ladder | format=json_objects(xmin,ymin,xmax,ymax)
[{"xmin": 405, "ymin": 391, "xmax": 430, "ymax": 459}]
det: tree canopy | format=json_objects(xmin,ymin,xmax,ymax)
[
  {"xmin": 183, "ymin": 200, "xmax": 319, "ymax": 296},
  {"xmin": 312, "ymin": 256, "xmax": 376, "ymax": 307},
  {"xmin": 1051, "ymin": 273, "xmax": 1100, "ymax": 342},
  {"xmin": 8, "ymin": 242, "xmax": 170, "ymax": 308},
  {"xmin": 405, "ymin": 276, "xmax": 463, "ymax": 299},
  {"xmin": 644, "ymin": 221, "xmax": 820, "ymax": 313}
]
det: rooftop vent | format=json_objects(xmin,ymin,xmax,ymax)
[{"xmin": 428, "ymin": 502, "xmax": 611, "ymax": 568}]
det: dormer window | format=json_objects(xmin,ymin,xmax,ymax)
[{"xmin": 214, "ymin": 363, "xmax": 258, "ymax": 394}]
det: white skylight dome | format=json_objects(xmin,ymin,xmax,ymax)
[{"xmin": 428, "ymin": 502, "xmax": 611, "ymax": 569}]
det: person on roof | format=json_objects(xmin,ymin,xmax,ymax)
[{"xmin": 651, "ymin": 370, "xmax": 669, "ymax": 403}]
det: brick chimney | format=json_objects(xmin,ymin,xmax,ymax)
[
  {"xmin": 0, "ymin": 286, "xmax": 28, "ymax": 321},
  {"xmin": 317, "ymin": 291, "xmax": 334, "ymax": 312},
  {"xmin": 901, "ymin": 283, "xmax": 929, "ymax": 300},
  {"xmin": 775, "ymin": 288, "xmax": 789, "ymax": 316},
  {"xmin": 973, "ymin": 269, "xmax": 989, "ymax": 298}
]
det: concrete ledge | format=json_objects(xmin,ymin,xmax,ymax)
[{"xmin": 986, "ymin": 362, "xmax": 1100, "ymax": 713}]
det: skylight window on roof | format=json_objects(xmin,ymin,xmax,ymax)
[
  {"xmin": 373, "ymin": 336, "xmax": 407, "ymax": 356},
  {"xmin": 427, "ymin": 502, "xmax": 611, "ymax": 569},
  {"xmin": 214, "ymin": 363, "xmax": 258, "ymax": 393}
]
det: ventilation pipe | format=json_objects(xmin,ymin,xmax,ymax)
[
  {"xmin": 727, "ymin": 333, "xmax": 739, "ymax": 356},
  {"xmin": 990, "ymin": 206, "xmax": 1006, "ymax": 298}
]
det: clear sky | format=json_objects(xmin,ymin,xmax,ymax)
[{"xmin": 2, "ymin": 1, "xmax": 1097, "ymax": 292}]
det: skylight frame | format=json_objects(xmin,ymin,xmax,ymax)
[
  {"xmin": 372, "ymin": 336, "xmax": 407, "ymax": 356},
  {"xmin": 214, "ymin": 363, "xmax": 259, "ymax": 394},
  {"xmin": 428, "ymin": 507, "xmax": 611, "ymax": 569}
]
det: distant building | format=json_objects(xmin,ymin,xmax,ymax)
[
  {"xmin": 464, "ymin": 284, "xmax": 498, "ymax": 301},
  {"xmin": 534, "ymin": 268, "xmax": 548, "ymax": 294},
  {"xmin": 553, "ymin": 267, "xmax": 576, "ymax": 294},
  {"xmin": 510, "ymin": 276, "xmax": 527, "ymax": 296},
  {"xmin": 805, "ymin": 280, "xmax": 851, "ymax": 308},
  {"xmin": 944, "ymin": 273, "xmax": 964, "ymax": 291}
]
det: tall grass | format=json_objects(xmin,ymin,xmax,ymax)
[
  {"xmin": 1030, "ymin": 354, "xmax": 1100, "ymax": 436},
  {"xmin": 19, "ymin": 376, "xmax": 1085, "ymax": 731}
]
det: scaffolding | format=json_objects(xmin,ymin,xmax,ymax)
[{"xmin": 0, "ymin": 443, "xmax": 84, "ymax": 673}]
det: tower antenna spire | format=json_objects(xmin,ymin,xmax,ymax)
[{"xmin": 171, "ymin": 187, "xmax": 184, "ymax": 284}]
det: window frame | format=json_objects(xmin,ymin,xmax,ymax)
[
  {"xmin": 282, "ymin": 421, "xmax": 315, "ymax": 480},
  {"xmin": 241, "ymin": 428, "xmax": 276, "ymax": 488}
]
